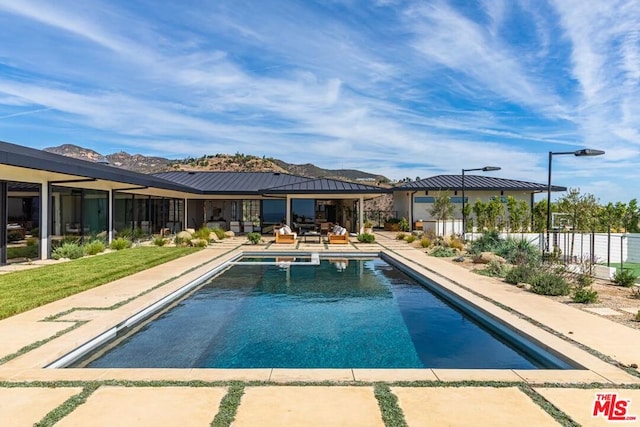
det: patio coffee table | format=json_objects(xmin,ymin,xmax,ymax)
[{"xmin": 302, "ymin": 231, "xmax": 321, "ymax": 243}]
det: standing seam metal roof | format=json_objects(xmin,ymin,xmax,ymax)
[
  {"xmin": 393, "ymin": 175, "xmax": 566, "ymax": 191},
  {"xmin": 153, "ymin": 171, "xmax": 310, "ymax": 194},
  {"xmin": 261, "ymin": 178, "xmax": 389, "ymax": 194}
]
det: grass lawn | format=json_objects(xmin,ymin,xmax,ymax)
[
  {"xmin": 602, "ymin": 262, "xmax": 640, "ymax": 282},
  {"xmin": 0, "ymin": 246, "xmax": 201, "ymax": 320}
]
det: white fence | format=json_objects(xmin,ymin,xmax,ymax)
[{"xmin": 463, "ymin": 231, "xmax": 640, "ymax": 265}]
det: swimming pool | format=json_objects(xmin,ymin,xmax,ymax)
[{"xmin": 62, "ymin": 255, "xmax": 577, "ymax": 369}]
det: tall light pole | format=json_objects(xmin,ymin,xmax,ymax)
[
  {"xmin": 462, "ymin": 166, "xmax": 501, "ymax": 237},
  {"xmin": 545, "ymin": 149, "xmax": 605, "ymax": 253}
]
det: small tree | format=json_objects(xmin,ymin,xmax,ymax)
[
  {"xmin": 429, "ymin": 191, "xmax": 456, "ymax": 236},
  {"xmin": 557, "ymin": 188, "xmax": 600, "ymax": 257},
  {"xmin": 531, "ymin": 199, "xmax": 548, "ymax": 232},
  {"xmin": 624, "ymin": 199, "xmax": 640, "ymax": 232},
  {"xmin": 472, "ymin": 199, "xmax": 489, "ymax": 231},
  {"xmin": 506, "ymin": 196, "xmax": 530, "ymax": 233},
  {"xmin": 485, "ymin": 197, "xmax": 505, "ymax": 231}
]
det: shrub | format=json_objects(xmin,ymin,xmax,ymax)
[
  {"xmin": 576, "ymin": 274, "xmax": 594, "ymax": 287},
  {"xmin": 133, "ymin": 227, "xmax": 146, "ymax": 239},
  {"xmin": 52, "ymin": 243, "xmax": 84, "ymax": 260},
  {"xmin": 505, "ymin": 263, "xmax": 536, "ymax": 285},
  {"xmin": 84, "ymin": 240, "xmax": 105, "ymax": 255},
  {"xmin": 396, "ymin": 232, "xmax": 406, "ymax": 240},
  {"xmin": 420, "ymin": 237, "xmax": 431, "ymax": 248},
  {"xmin": 110, "ymin": 237, "xmax": 132, "ymax": 251},
  {"xmin": 26, "ymin": 237, "xmax": 38, "ymax": 247},
  {"xmin": 30, "ymin": 227, "xmax": 39, "ymax": 237},
  {"xmin": 405, "ymin": 235, "xmax": 416, "ymax": 243},
  {"xmin": 449, "ymin": 237, "xmax": 464, "ymax": 251},
  {"xmin": 116, "ymin": 229, "xmax": 132, "ymax": 239},
  {"xmin": 635, "ymin": 310, "xmax": 640, "ymax": 322},
  {"xmin": 174, "ymin": 236, "xmax": 188, "ymax": 246},
  {"xmin": 192, "ymin": 227, "xmax": 212, "ymax": 240},
  {"xmin": 247, "ymin": 232, "xmax": 262, "ymax": 244},
  {"xmin": 497, "ymin": 238, "xmax": 540, "ymax": 265},
  {"xmin": 192, "ymin": 239, "xmax": 208, "ymax": 247},
  {"xmin": 571, "ymin": 285, "xmax": 598, "ymax": 304},
  {"xmin": 357, "ymin": 233, "xmax": 375, "ymax": 243},
  {"xmin": 398, "ymin": 217, "xmax": 410, "ymax": 232},
  {"xmin": 477, "ymin": 260, "xmax": 510, "ymax": 278},
  {"xmin": 468, "ymin": 230, "xmax": 502, "ymax": 254},
  {"xmin": 613, "ymin": 269, "xmax": 638, "ymax": 287},
  {"xmin": 212, "ymin": 228, "xmax": 226, "ymax": 240},
  {"xmin": 152, "ymin": 237, "xmax": 167, "ymax": 246},
  {"xmin": 430, "ymin": 247, "xmax": 457, "ymax": 257},
  {"xmin": 530, "ymin": 271, "xmax": 570, "ymax": 296},
  {"xmin": 631, "ymin": 287, "xmax": 640, "ymax": 299}
]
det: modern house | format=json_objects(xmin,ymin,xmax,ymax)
[
  {"xmin": 392, "ymin": 175, "xmax": 566, "ymax": 232},
  {"xmin": 0, "ymin": 141, "xmax": 386, "ymax": 265}
]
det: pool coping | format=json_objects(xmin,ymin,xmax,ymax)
[{"xmin": 1, "ymin": 239, "xmax": 639, "ymax": 385}]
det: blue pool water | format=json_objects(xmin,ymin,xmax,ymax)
[{"xmin": 74, "ymin": 257, "xmax": 573, "ymax": 369}]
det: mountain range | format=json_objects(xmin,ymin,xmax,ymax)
[{"xmin": 43, "ymin": 144, "xmax": 390, "ymax": 184}]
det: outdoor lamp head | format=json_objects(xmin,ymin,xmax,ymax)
[
  {"xmin": 481, "ymin": 166, "xmax": 501, "ymax": 171},
  {"xmin": 574, "ymin": 149, "xmax": 605, "ymax": 157}
]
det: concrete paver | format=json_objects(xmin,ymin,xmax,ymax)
[
  {"xmin": 2, "ymin": 234, "xmax": 640, "ymax": 425},
  {"xmin": 393, "ymin": 386, "xmax": 559, "ymax": 426},
  {"xmin": 535, "ymin": 388, "xmax": 640, "ymax": 426},
  {"xmin": 55, "ymin": 386, "xmax": 226, "ymax": 427},
  {"xmin": 0, "ymin": 387, "xmax": 82, "ymax": 427},
  {"xmin": 270, "ymin": 368, "xmax": 354, "ymax": 382},
  {"xmin": 233, "ymin": 386, "xmax": 384, "ymax": 427}
]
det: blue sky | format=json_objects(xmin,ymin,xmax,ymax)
[{"xmin": 0, "ymin": 0, "xmax": 638, "ymax": 203}]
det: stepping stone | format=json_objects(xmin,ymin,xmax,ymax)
[
  {"xmin": 620, "ymin": 307, "xmax": 640, "ymax": 315},
  {"xmin": 234, "ymin": 386, "xmax": 383, "ymax": 427},
  {"xmin": 393, "ymin": 387, "xmax": 558, "ymax": 426},
  {"xmin": 583, "ymin": 307, "xmax": 623, "ymax": 316},
  {"xmin": 56, "ymin": 386, "xmax": 226, "ymax": 426},
  {"xmin": 0, "ymin": 387, "xmax": 82, "ymax": 426}
]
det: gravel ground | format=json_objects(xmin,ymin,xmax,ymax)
[{"xmin": 452, "ymin": 258, "xmax": 640, "ymax": 331}]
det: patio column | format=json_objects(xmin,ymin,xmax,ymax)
[
  {"xmin": 183, "ymin": 198, "xmax": 188, "ymax": 231},
  {"xmin": 108, "ymin": 189, "xmax": 114, "ymax": 243},
  {"xmin": 40, "ymin": 181, "xmax": 49, "ymax": 260},
  {"xmin": 285, "ymin": 195, "xmax": 291, "ymax": 226},
  {"xmin": 359, "ymin": 196, "xmax": 364, "ymax": 232}
]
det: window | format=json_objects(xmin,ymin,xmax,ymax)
[
  {"xmin": 414, "ymin": 196, "xmax": 435, "ymax": 203},
  {"xmin": 262, "ymin": 199, "xmax": 286, "ymax": 224},
  {"xmin": 450, "ymin": 197, "xmax": 468, "ymax": 204},
  {"xmin": 292, "ymin": 199, "xmax": 315, "ymax": 222},
  {"xmin": 242, "ymin": 200, "xmax": 260, "ymax": 222}
]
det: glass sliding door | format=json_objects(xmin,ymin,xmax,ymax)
[
  {"xmin": 262, "ymin": 199, "xmax": 285, "ymax": 234},
  {"xmin": 6, "ymin": 182, "xmax": 40, "ymax": 264},
  {"xmin": 83, "ymin": 189, "xmax": 108, "ymax": 237}
]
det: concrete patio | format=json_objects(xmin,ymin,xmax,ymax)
[{"xmin": 1, "ymin": 232, "xmax": 639, "ymax": 426}]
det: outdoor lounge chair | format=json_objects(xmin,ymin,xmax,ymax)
[
  {"xmin": 328, "ymin": 225, "xmax": 349, "ymax": 244},
  {"xmin": 274, "ymin": 225, "xmax": 297, "ymax": 243}
]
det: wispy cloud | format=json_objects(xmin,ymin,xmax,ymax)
[{"xmin": 0, "ymin": 0, "xmax": 636, "ymax": 203}]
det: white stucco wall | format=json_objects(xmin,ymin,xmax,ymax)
[{"xmin": 392, "ymin": 191, "xmax": 412, "ymax": 220}]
